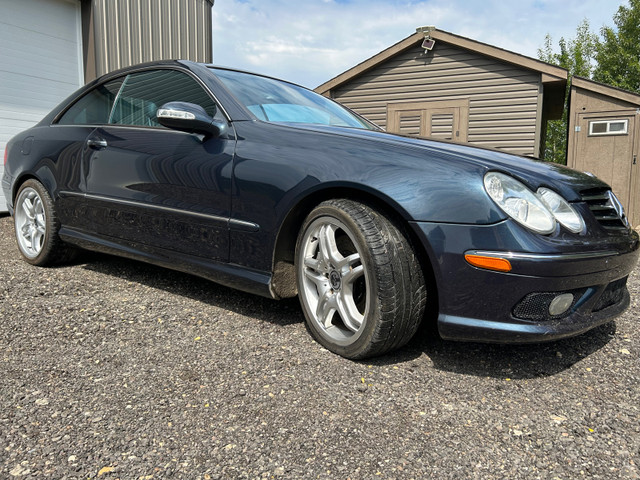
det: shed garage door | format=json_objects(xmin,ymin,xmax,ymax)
[{"xmin": 0, "ymin": 0, "xmax": 83, "ymax": 212}]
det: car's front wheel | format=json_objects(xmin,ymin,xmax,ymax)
[
  {"xmin": 14, "ymin": 179, "xmax": 75, "ymax": 266},
  {"xmin": 296, "ymin": 199, "xmax": 427, "ymax": 359}
]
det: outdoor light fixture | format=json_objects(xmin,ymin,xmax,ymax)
[
  {"xmin": 417, "ymin": 25, "xmax": 436, "ymax": 52},
  {"xmin": 421, "ymin": 37, "xmax": 435, "ymax": 51}
]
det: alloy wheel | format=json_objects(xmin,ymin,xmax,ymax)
[
  {"xmin": 15, "ymin": 187, "xmax": 47, "ymax": 259},
  {"xmin": 298, "ymin": 216, "xmax": 370, "ymax": 345}
]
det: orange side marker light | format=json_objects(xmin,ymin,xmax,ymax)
[{"xmin": 464, "ymin": 254, "xmax": 512, "ymax": 272}]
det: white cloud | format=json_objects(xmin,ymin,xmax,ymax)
[{"xmin": 212, "ymin": 0, "xmax": 623, "ymax": 88}]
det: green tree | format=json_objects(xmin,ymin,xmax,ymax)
[
  {"xmin": 593, "ymin": 0, "xmax": 640, "ymax": 93},
  {"xmin": 538, "ymin": 20, "xmax": 598, "ymax": 164}
]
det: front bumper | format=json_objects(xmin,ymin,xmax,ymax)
[{"xmin": 410, "ymin": 220, "xmax": 640, "ymax": 343}]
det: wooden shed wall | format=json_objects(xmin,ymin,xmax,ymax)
[
  {"xmin": 567, "ymin": 86, "xmax": 639, "ymax": 168},
  {"xmin": 567, "ymin": 85, "xmax": 640, "ymax": 228},
  {"xmin": 332, "ymin": 42, "xmax": 543, "ymax": 156}
]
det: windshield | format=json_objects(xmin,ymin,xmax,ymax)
[{"xmin": 210, "ymin": 68, "xmax": 376, "ymax": 130}]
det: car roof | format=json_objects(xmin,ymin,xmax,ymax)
[{"xmin": 92, "ymin": 60, "xmax": 310, "ymax": 92}]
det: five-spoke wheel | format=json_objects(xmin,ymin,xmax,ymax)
[
  {"xmin": 13, "ymin": 179, "xmax": 74, "ymax": 266},
  {"xmin": 296, "ymin": 199, "xmax": 427, "ymax": 359},
  {"xmin": 299, "ymin": 216, "xmax": 370, "ymax": 345},
  {"xmin": 15, "ymin": 185, "xmax": 47, "ymax": 259}
]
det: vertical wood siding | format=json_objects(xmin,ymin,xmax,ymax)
[
  {"xmin": 332, "ymin": 42, "xmax": 542, "ymax": 156},
  {"xmin": 91, "ymin": 0, "xmax": 212, "ymax": 78},
  {"xmin": 567, "ymin": 85, "xmax": 640, "ymax": 228}
]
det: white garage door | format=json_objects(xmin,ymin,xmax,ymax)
[{"xmin": 0, "ymin": 0, "xmax": 83, "ymax": 212}]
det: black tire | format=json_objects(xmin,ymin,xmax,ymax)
[
  {"xmin": 13, "ymin": 179, "xmax": 76, "ymax": 266},
  {"xmin": 295, "ymin": 199, "xmax": 427, "ymax": 359}
]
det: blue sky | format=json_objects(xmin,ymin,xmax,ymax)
[{"xmin": 211, "ymin": 0, "xmax": 624, "ymax": 89}]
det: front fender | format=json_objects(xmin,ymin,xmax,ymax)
[{"xmin": 233, "ymin": 121, "xmax": 505, "ymax": 227}]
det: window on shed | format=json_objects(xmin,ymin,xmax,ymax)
[
  {"xmin": 57, "ymin": 79, "xmax": 123, "ymax": 125},
  {"xmin": 588, "ymin": 119, "xmax": 629, "ymax": 136},
  {"xmin": 109, "ymin": 70, "xmax": 216, "ymax": 127}
]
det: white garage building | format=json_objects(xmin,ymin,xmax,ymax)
[
  {"xmin": 0, "ymin": 0, "xmax": 83, "ymax": 211},
  {"xmin": 0, "ymin": 0, "xmax": 214, "ymax": 212}
]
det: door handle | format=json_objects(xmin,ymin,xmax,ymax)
[{"xmin": 87, "ymin": 138, "xmax": 108, "ymax": 150}]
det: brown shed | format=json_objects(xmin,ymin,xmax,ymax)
[
  {"xmin": 567, "ymin": 76, "xmax": 640, "ymax": 229},
  {"xmin": 315, "ymin": 27, "xmax": 567, "ymax": 158}
]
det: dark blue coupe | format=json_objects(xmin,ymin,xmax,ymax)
[{"xmin": 3, "ymin": 60, "xmax": 638, "ymax": 359}]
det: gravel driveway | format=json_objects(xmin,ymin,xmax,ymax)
[{"xmin": 1, "ymin": 214, "xmax": 639, "ymax": 479}]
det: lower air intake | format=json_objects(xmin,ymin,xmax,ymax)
[{"xmin": 592, "ymin": 277, "xmax": 628, "ymax": 312}]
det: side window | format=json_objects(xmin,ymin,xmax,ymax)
[
  {"xmin": 57, "ymin": 79, "xmax": 123, "ymax": 125},
  {"xmin": 110, "ymin": 70, "xmax": 217, "ymax": 127},
  {"xmin": 588, "ymin": 119, "xmax": 629, "ymax": 136}
]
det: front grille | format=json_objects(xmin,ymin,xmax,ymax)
[
  {"xmin": 592, "ymin": 277, "xmax": 628, "ymax": 312},
  {"xmin": 513, "ymin": 289, "xmax": 586, "ymax": 321},
  {"xmin": 580, "ymin": 188, "xmax": 628, "ymax": 230}
]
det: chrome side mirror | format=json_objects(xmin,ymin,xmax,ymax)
[{"xmin": 157, "ymin": 102, "xmax": 225, "ymax": 138}]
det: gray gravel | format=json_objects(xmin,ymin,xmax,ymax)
[{"xmin": 1, "ymin": 213, "xmax": 639, "ymax": 480}]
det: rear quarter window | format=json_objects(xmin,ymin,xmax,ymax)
[{"xmin": 57, "ymin": 79, "xmax": 123, "ymax": 125}]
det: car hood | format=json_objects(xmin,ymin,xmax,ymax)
[{"xmin": 282, "ymin": 123, "xmax": 609, "ymax": 202}]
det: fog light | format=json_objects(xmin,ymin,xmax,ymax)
[{"xmin": 548, "ymin": 293, "xmax": 574, "ymax": 316}]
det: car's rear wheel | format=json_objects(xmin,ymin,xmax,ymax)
[
  {"xmin": 296, "ymin": 199, "xmax": 427, "ymax": 359},
  {"xmin": 14, "ymin": 179, "xmax": 75, "ymax": 266}
]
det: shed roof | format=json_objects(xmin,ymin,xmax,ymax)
[
  {"xmin": 571, "ymin": 76, "xmax": 640, "ymax": 106},
  {"xmin": 315, "ymin": 27, "xmax": 568, "ymax": 94}
]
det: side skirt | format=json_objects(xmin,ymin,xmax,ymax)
[{"xmin": 59, "ymin": 227, "xmax": 275, "ymax": 299}]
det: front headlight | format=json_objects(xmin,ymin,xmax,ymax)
[
  {"xmin": 484, "ymin": 172, "xmax": 556, "ymax": 234},
  {"xmin": 536, "ymin": 187, "xmax": 585, "ymax": 233}
]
